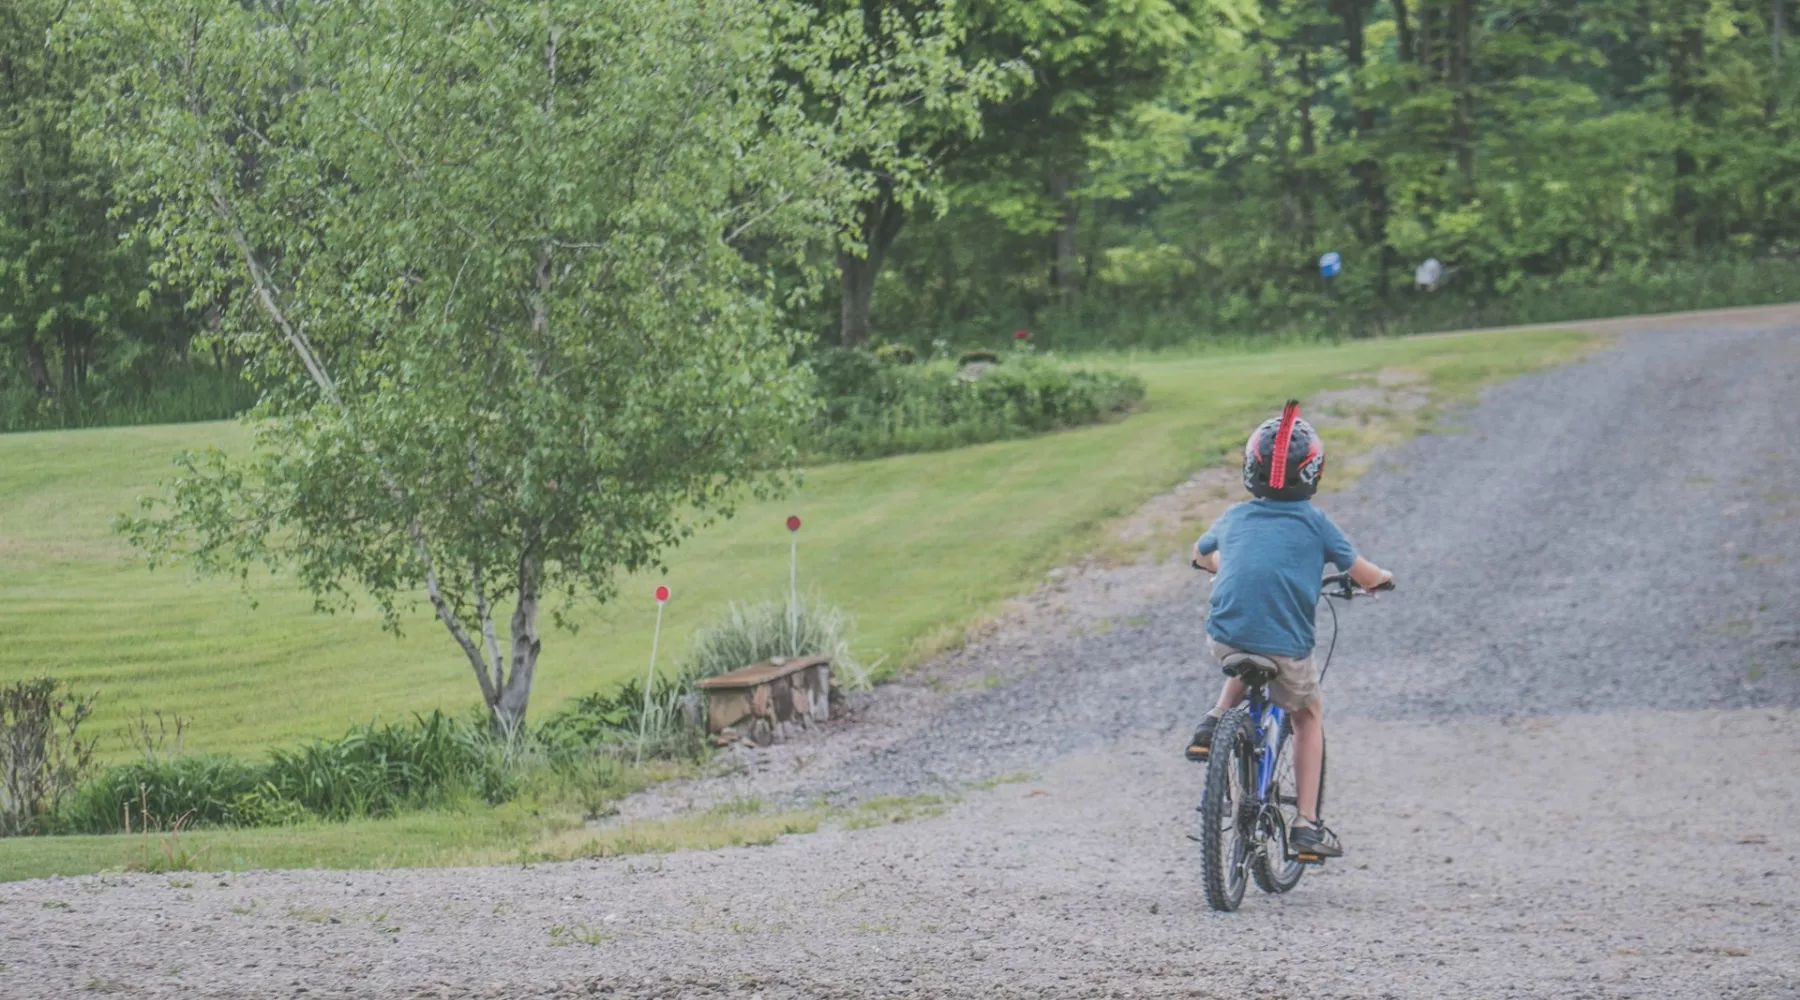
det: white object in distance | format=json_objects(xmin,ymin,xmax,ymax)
[{"xmin": 1415, "ymin": 257, "xmax": 1444, "ymax": 290}]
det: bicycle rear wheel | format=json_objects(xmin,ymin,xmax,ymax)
[{"xmin": 1198, "ymin": 707, "xmax": 1252, "ymax": 912}]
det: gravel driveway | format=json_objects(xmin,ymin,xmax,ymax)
[{"xmin": 6, "ymin": 314, "xmax": 1799, "ymax": 999}]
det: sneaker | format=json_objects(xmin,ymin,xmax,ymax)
[
  {"xmin": 1290, "ymin": 821, "xmax": 1343, "ymax": 861},
  {"xmin": 1184, "ymin": 713, "xmax": 1220, "ymax": 762}
]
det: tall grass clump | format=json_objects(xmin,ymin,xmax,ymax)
[
  {"xmin": 54, "ymin": 711, "xmax": 510, "ymax": 833},
  {"xmin": 683, "ymin": 595, "xmax": 872, "ymax": 690}
]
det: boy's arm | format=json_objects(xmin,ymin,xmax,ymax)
[
  {"xmin": 1192, "ymin": 510, "xmax": 1230, "ymax": 574},
  {"xmin": 1317, "ymin": 508, "xmax": 1392, "ymax": 590},
  {"xmin": 1348, "ymin": 556, "xmax": 1393, "ymax": 591},
  {"xmin": 1192, "ymin": 546, "xmax": 1220, "ymax": 574}
]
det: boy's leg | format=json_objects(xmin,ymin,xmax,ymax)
[
  {"xmin": 1214, "ymin": 675, "xmax": 1246, "ymax": 714},
  {"xmin": 1186, "ymin": 646, "xmax": 1250, "ymax": 760},
  {"xmin": 1287, "ymin": 696, "xmax": 1343, "ymax": 858},
  {"xmin": 1290, "ymin": 699, "xmax": 1325, "ymax": 822}
]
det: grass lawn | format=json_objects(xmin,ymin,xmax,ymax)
[{"xmin": 0, "ymin": 328, "xmax": 1594, "ymax": 768}]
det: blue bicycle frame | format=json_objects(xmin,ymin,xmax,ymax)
[{"xmin": 1246, "ymin": 688, "xmax": 1285, "ymax": 814}]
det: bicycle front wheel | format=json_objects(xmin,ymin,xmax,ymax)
[
  {"xmin": 1198, "ymin": 707, "xmax": 1252, "ymax": 912},
  {"xmin": 1252, "ymin": 719, "xmax": 1306, "ymax": 894}
]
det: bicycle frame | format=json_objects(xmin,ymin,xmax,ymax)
[{"xmin": 1242, "ymin": 685, "xmax": 1285, "ymax": 811}]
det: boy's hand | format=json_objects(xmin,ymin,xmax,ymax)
[
  {"xmin": 1191, "ymin": 544, "xmax": 1219, "ymax": 574},
  {"xmin": 1348, "ymin": 557, "xmax": 1392, "ymax": 592}
]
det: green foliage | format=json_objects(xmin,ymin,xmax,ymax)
[
  {"xmin": 0, "ymin": 0, "xmax": 197, "ymax": 427},
  {"xmin": 809, "ymin": 350, "xmax": 1144, "ymax": 460},
  {"xmin": 56, "ymin": 712, "xmax": 509, "ymax": 833},
  {"xmin": 865, "ymin": 0, "xmax": 1800, "ymax": 346}
]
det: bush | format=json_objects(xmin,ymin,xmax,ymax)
[
  {"xmin": 0, "ymin": 679, "xmax": 99, "ymax": 836},
  {"xmin": 54, "ymin": 711, "xmax": 511, "ymax": 833},
  {"xmin": 537, "ymin": 677, "xmax": 702, "ymax": 761},
  {"xmin": 957, "ymin": 349, "xmax": 1000, "ymax": 365},
  {"xmin": 874, "ymin": 343, "xmax": 917, "ymax": 364},
  {"xmin": 807, "ymin": 351, "xmax": 1145, "ymax": 461}
]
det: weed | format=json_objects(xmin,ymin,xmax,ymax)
[
  {"xmin": 1747, "ymin": 660, "xmax": 1767, "ymax": 682},
  {"xmin": 971, "ymin": 772, "xmax": 1037, "ymax": 790},
  {"xmin": 166, "ymin": 878, "xmax": 194, "ymax": 889},
  {"xmin": 284, "ymin": 906, "xmax": 333, "ymax": 924},
  {"xmin": 856, "ymin": 918, "xmax": 898, "ymax": 933},
  {"xmin": 729, "ymin": 920, "xmax": 758, "ymax": 934},
  {"xmin": 842, "ymin": 793, "xmax": 951, "ymax": 830},
  {"xmin": 42, "ymin": 899, "xmax": 70, "ymax": 909},
  {"xmin": 548, "ymin": 922, "xmax": 608, "ymax": 947},
  {"xmin": 84, "ymin": 976, "xmax": 124, "ymax": 994},
  {"xmin": 228, "ymin": 899, "xmax": 256, "ymax": 915}
]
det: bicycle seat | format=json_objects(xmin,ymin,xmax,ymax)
[{"xmin": 1218, "ymin": 651, "xmax": 1280, "ymax": 686}]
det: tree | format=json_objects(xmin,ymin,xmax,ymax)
[
  {"xmin": 87, "ymin": 0, "xmax": 868, "ymax": 732},
  {"xmin": 788, "ymin": 0, "xmax": 1018, "ymax": 345},
  {"xmin": 1, "ymin": 0, "xmax": 168, "ymax": 420}
]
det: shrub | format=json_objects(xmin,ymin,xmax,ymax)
[
  {"xmin": 807, "ymin": 351, "xmax": 1145, "ymax": 461},
  {"xmin": 957, "ymin": 349, "xmax": 1000, "ymax": 365},
  {"xmin": 874, "ymin": 343, "xmax": 917, "ymax": 364},
  {"xmin": 537, "ymin": 678, "xmax": 702, "ymax": 761},
  {"xmin": 0, "ymin": 679, "xmax": 99, "ymax": 836}
]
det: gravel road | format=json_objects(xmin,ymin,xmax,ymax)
[{"xmin": 5, "ymin": 313, "xmax": 1799, "ymax": 999}]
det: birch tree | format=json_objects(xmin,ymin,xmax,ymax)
[{"xmin": 86, "ymin": 0, "xmax": 871, "ymax": 732}]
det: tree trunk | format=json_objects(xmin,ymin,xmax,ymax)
[
  {"xmin": 1451, "ymin": 0, "xmax": 1477, "ymax": 199},
  {"xmin": 1296, "ymin": 51, "xmax": 1318, "ymax": 250},
  {"xmin": 1667, "ymin": 0, "xmax": 1706, "ymax": 245},
  {"xmin": 1771, "ymin": 0, "xmax": 1785, "ymax": 118},
  {"xmin": 24, "ymin": 340, "xmax": 53, "ymax": 396},
  {"xmin": 1048, "ymin": 169, "xmax": 1082, "ymax": 302},
  {"xmin": 1419, "ymin": 3, "xmax": 1441, "ymax": 80},
  {"xmin": 837, "ymin": 191, "xmax": 906, "ymax": 346},
  {"xmin": 1341, "ymin": 0, "xmax": 1392, "ymax": 295},
  {"xmin": 1393, "ymin": 0, "xmax": 1416, "ymax": 68},
  {"xmin": 493, "ymin": 552, "xmax": 541, "ymax": 734}
]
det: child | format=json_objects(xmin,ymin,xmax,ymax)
[{"xmin": 1185, "ymin": 400, "xmax": 1392, "ymax": 859}]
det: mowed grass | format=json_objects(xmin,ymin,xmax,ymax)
[{"xmin": 0, "ymin": 329, "xmax": 1594, "ymax": 763}]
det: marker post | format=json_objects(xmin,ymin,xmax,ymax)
[{"xmin": 637, "ymin": 585, "xmax": 671, "ymax": 763}]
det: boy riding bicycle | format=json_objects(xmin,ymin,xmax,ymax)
[{"xmin": 1185, "ymin": 401, "xmax": 1393, "ymax": 860}]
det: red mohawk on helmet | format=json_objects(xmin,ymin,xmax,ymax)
[{"xmin": 1267, "ymin": 400, "xmax": 1300, "ymax": 490}]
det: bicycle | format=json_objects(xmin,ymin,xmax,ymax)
[{"xmin": 1190, "ymin": 569, "xmax": 1393, "ymax": 912}]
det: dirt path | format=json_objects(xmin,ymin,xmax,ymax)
[{"xmin": 6, "ymin": 315, "xmax": 1800, "ymax": 999}]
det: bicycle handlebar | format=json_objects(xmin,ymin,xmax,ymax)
[{"xmin": 1320, "ymin": 572, "xmax": 1395, "ymax": 599}]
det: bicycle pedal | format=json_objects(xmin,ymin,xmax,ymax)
[{"xmin": 1293, "ymin": 852, "xmax": 1325, "ymax": 865}]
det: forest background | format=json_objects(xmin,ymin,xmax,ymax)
[{"xmin": 7, "ymin": 0, "xmax": 1799, "ymax": 432}]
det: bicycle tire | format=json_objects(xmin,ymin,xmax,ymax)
[
  {"xmin": 1252, "ymin": 719, "xmax": 1306, "ymax": 894},
  {"xmin": 1198, "ymin": 707, "xmax": 1252, "ymax": 912}
]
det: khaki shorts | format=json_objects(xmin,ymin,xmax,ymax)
[{"xmin": 1208, "ymin": 637, "xmax": 1321, "ymax": 712}]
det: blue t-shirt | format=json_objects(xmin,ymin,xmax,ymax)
[{"xmin": 1196, "ymin": 499, "xmax": 1358, "ymax": 659}]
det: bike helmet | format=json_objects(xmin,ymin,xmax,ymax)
[{"xmin": 1243, "ymin": 399, "xmax": 1324, "ymax": 500}]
